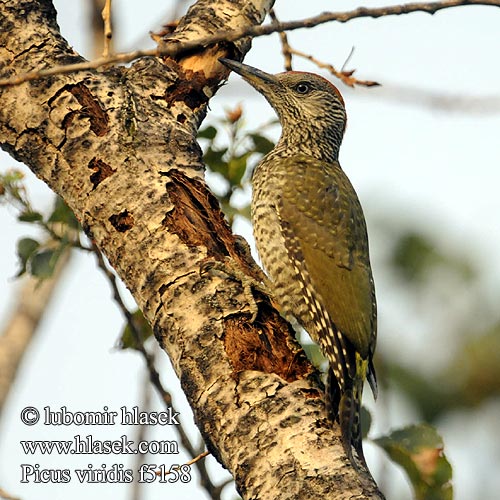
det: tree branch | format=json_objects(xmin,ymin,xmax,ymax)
[
  {"xmin": 289, "ymin": 48, "xmax": 381, "ymax": 87},
  {"xmin": 0, "ymin": 0, "xmax": 498, "ymax": 87},
  {"xmin": 0, "ymin": 0, "xmax": 386, "ymax": 497},
  {"xmin": 0, "ymin": 242, "xmax": 71, "ymax": 411},
  {"xmin": 269, "ymin": 9, "xmax": 292, "ymax": 71}
]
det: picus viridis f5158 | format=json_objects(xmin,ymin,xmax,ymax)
[{"xmin": 219, "ymin": 58, "xmax": 377, "ymax": 469}]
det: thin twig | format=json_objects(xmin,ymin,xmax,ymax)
[
  {"xmin": 341, "ymin": 47, "xmax": 356, "ymax": 74},
  {"xmin": 0, "ymin": 487, "xmax": 20, "ymax": 500},
  {"xmin": 40, "ymin": 222, "xmax": 92, "ymax": 252},
  {"xmin": 289, "ymin": 48, "xmax": 380, "ymax": 88},
  {"xmin": 153, "ymin": 449, "xmax": 234, "ymax": 498},
  {"xmin": 101, "ymin": 0, "xmax": 113, "ymax": 58},
  {"xmin": 1, "ymin": 0, "xmax": 498, "ymax": 87},
  {"xmin": 0, "ymin": 49, "xmax": 155, "ymax": 86},
  {"xmin": 130, "ymin": 371, "xmax": 152, "ymax": 500},
  {"xmin": 156, "ymin": 450, "xmax": 210, "ymax": 476},
  {"xmin": 269, "ymin": 10, "xmax": 292, "ymax": 71},
  {"xmin": 185, "ymin": 450, "xmax": 210, "ymax": 466},
  {"xmin": 92, "ymin": 244, "xmax": 225, "ymax": 499}
]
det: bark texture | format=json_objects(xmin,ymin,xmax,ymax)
[{"xmin": 0, "ymin": 0, "xmax": 383, "ymax": 498}]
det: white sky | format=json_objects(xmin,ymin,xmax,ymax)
[{"xmin": 1, "ymin": 1, "xmax": 499, "ymax": 499}]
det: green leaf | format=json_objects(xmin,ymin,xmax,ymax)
[
  {"xmin": 204, "ymin": 146, "xmax": 228, "ymax": 174},
  {"xmin": 249, "ymin": 133, "xmax": 275, "ymax": 155},
  {"xmin": 235, "ymin": 203, "xmax": 251, "ymax": 222},
  {"xmin": 30, "ymin": 249, "xmax": 60, "ymax": 278},
  {"xmin": 18, "ymin": 211, "xmax": 43, "ymax": 223},
  {"xmin": 16, "ymin": 237, "xmax": 40, "ymax": 276},
  {"xmin": 2, "ymin": 169, "xmax": 24, "ymax": 183},
  {"xmin": 360, "ymin": 406, "xmax": 372, "ymax": 439},
  {"xmin": 385, "ymin": 363, "xmax": 456, "ymax": 422},
  {"xmin": 0, "ymin": 169, "xmax": 29, "ymax": 205},
  {"xmin": 227, "ymin": 152, "xmax": 250, "ymax": 187},
  {"xmin": 447, "ymin": 322, "xmax": 500, "ymax": 406},
  {"xmin": 374, "ymin": 424, "xmax": 453, "ymax": 500},
  {"xmin": 48, "ymin": 197, "xmax": 80, "ymax": 229},
  {"xmin": 198, "ymin": 125, "xmax": 218, "ymax": 140},
  {"xmin": 118, "ymin": 309, "xmax": 153, "ymax": 350},
  {"xmin": 392, "ymin": 231, "xmax": 474, "ymax": 284},
  {"xmin": 392, "ymin": 233, "xmax": 439, "ymax": 283}
]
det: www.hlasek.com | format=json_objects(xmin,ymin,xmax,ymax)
[
  {"xmin": 18, "ymin": 405, "xmax": 192, "ymax": 484},
  {"xmin": 21, "ymin": 434, "xmax": 179, "ymax": 455}
]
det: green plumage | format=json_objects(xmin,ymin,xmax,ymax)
[
  {"xmin": 220, "ymin": 58, "xmax": 378, "ymax": 471},
  {"xmin": 278, "ymin": 154, "xmax": 374, "ymax": 359}
]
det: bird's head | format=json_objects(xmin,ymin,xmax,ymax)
[{"xmin": 219, "ymin": 58, "xmax": 347, "ymax": 161}]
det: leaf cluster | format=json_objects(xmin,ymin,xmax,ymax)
[
  {"xmin": 375, "ymin": 424, "xmax": 453, "ymax": 500},
  {"xmin": 1, "ymin": 169, "xmax": 82, "ymax": 279},
  {"xmin": 198, "ymin": 105, "xmax": 276, "ymax": 225}
]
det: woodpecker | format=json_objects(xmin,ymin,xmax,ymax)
[{"xmin": 219, "ymin": 58, "xmax": 377, "ymax": 469}]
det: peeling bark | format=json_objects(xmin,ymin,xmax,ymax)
[{"xmin": 0, "ymin": 0, "xmax": 384, "ymax": 498}]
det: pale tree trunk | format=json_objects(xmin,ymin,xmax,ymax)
[
  {"xmin": 0, "ymin": 245, "xmax": 71, "ymax": 411},
  {"xmin": 0, "ymin": 0, "xmax": 383, "ymax": 498}
]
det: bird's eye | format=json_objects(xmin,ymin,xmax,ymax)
[{"xmin": 294, "ymin": 82, "xmax": 311, "ymax": 94}]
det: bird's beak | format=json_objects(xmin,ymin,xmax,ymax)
[{"xmin": 219, "ymin": 58, "xmax": 279, "ymax": 90}]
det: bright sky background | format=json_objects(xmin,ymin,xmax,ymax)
[{"xmin": 1, "ymin": 1, "xmax": 499, "ymax": 499}]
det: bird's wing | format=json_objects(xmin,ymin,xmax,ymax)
[{"xmin": 277, "ymin": 155, "xmax": 376, "ymax": 359}]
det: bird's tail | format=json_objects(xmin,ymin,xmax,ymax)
[
  {"xmin": 339, "ymin": 377, "xmax": 366, "ymax": 469},
  {"xmin": 325, "ymin": 366, "xmax": 340, "ymax": 424},
  {"xmin": 326, "ymin": 355, "xmax": 368, "ymax": 471}
]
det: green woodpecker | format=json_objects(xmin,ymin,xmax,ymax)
[{"xmin": 219, "ymin": 58, "xmax": 377, "ymax": 469}]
